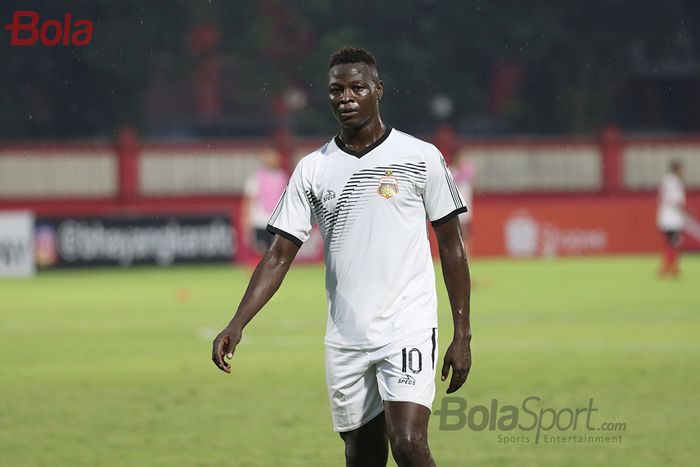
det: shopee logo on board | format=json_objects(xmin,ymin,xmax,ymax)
[
  {"xmin": 504, "ymin": 210, "xmax": 608, "ymax": 257},
  {"xmin": 3, "ymin": 11, "xmax": 93, "ymax": 46}
]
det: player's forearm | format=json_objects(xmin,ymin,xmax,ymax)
[
  {"xmin": 433, "ymin": 218, "xmax": 472, "ymax": 341},
  {"xmin": 227, "ymin": 241, "xmax": 296, "ymax": 330},
  {"xmin": 439, "ymin": 243, "xmax": 472, "ymax": 341}
]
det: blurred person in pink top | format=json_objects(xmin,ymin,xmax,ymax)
[
  {"xmin": 242, "ymin": 149, "xmax": 288, "ymax": 256},
  {"xmin": 451, "ymin": 152, "xmax": 476, "ymax": 253}
]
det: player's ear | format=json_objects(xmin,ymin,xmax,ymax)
[{"xmin": 376, "ymin": 79, "xmax": 384, "ymax": 101}]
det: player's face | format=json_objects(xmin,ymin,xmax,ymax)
[{"xmin": 328, "ymin": 63, "xmax": 383, "ymax": 129}]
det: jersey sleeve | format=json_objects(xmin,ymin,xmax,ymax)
[
  {"xmin": 423, "ymin": 146, "xmax": 468, "ymax": 225},
  {"xmin": 266, "ymin": 160, "xmax": 314, "ymax": 247}
]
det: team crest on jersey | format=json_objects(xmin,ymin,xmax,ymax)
[{"xmin": 377, "ymin": 170, "xmax": 399, "ymax": 199}]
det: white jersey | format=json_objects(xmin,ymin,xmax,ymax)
[
  {"xmin": 267, "ymin": 127, "xmax": 466, "ymax": 349},
  {"xmin": 656, "ymin": 173, "xmax": 685, "ymax": 231}
]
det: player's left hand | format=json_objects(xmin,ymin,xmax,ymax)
[
  {"xmin": 441, "ymin": 336, "xmax": 471, "ymax": 393},
  {"xmin": 211, "ymin": 325, "xmax": 242, "ymax": 374}
]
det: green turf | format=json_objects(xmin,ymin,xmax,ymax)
[{"xmin": 1, "ymin": 255, "xmax": 699, "ymax": 466}]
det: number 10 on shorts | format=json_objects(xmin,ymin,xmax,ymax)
[{"xmin": 402, "ymin": 347, "xmax": 422, "ymax": 374}]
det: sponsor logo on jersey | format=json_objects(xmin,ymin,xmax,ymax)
[
  {"xmin": 378, "ymin": 170, "xmax": 399, "ymax": 199},
  {"xmin": 397, "ymin": 374, "xmax": 416, "ymax": 385},
  {"xmin": 323, "ymin": 190, "xmax": 336, "ymax": 202}
]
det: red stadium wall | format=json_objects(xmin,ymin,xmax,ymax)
[
  {"xmin": 11, "ymin": 193, "xmax": 700, "ymax": 262},
  {"xmin": 462, "ymin": 193, "xmax": 700, "ymax": 258},
  {"xmin": 2, "ymin": 129, "xmax": 700, "ymax": 264}
]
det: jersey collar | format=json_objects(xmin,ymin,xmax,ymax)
[{"xmin": 334, "ymin": 126, "xmax": 392, "ymax": 158}]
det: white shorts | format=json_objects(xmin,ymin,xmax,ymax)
[{"xmin": 325, "ymin": 328, "xmax": 437, "ymax": 432}]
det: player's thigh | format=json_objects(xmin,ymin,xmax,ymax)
[
  {"xmin": 339, "ymin": 412, "xmax": 389, "ymax": 467},
  {"xmin": 339, "ymin": 410, "xmax": 387, "ymax": 453},
  {"xmin": 383, "ymin": 400, "xmax": 431, "ymax": 442}
]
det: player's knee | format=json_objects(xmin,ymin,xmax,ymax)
[
  {"xmin": 343, "ymin": 442, "xmax": 363, "ymax": 465},
  {"xmin": 340, "ymin": 431, "xmax": 386, "ymax": 466},
  {"xmin": 389, "ymin": 432, "xmax": 430, "ymax": 463},
  {"xmin": 341, "ymin": 435, "xmax": 386, "ymax": 467}
]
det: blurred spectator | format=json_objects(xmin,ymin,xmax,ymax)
[
  {"xmin": 451, "ymin": 152, "xmax": 477, "ymax": 254},
  {"xmin": 243, "ymin": 150, "xmax": 288, "ymax": 256},
  {"xmin": 656, "ymin": 160, "xmax": 686, "ymax": 278}
]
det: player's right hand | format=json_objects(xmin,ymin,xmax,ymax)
[{"xmin": 212, "ymin": 326, "xmax": 242, "ymax": 373}]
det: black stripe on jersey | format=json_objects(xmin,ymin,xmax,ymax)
[
  {"xmin": 305, "ymin": 190, "xmax": 331, "ymax": 234},
  {"xmin": 439, "ymin": 156, "xmax": 463, "ymax": 209},
  {"xmin": 328, "ymin": 163, "xmax": 427, "ymax": 251},
  {"xmin": 266, "ymin": 225, "xmax": 303, "ymax": 248},
  {"xmin": 268, "ymin": 187, "xmax": 287, "ymax": 226},
  {"xmin": 431, "ymin": 328, "xmax": 436, "ymax": 369},
  {"xmin": 431, "ymin": 206, "xmax": 468, "ymax": 226},
  {"xmin": 365, "ymin": 164, "xmax": 426, "ymax": 176}
]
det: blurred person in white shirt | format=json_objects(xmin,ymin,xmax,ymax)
[{"xmin": 656, "ymin": 160, "xmax": 686, "ymax": 278}]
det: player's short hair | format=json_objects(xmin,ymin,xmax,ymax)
[
  {"xmin": 669, "ymin": 159, "xmax": 683, "ymax": 172},
  {"xmin": 329, "ymin": 47, "xmax": 377, "ymax": 70}
]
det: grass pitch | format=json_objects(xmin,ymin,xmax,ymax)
[{"xmin": 1, "ymin": 255, "xmax": 698, "ymax": 466}]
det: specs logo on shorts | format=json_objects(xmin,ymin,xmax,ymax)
[
  {"xmin": 322, "ymin": 190, "xmax": 336, "ymax": 202},
  {"xmin": 397, "ymin": 374, "xmax": 416, "ymax": 385},
  {"xmin": 378, "ymin": 170, "xmax": 399, "ymax": 199}
]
